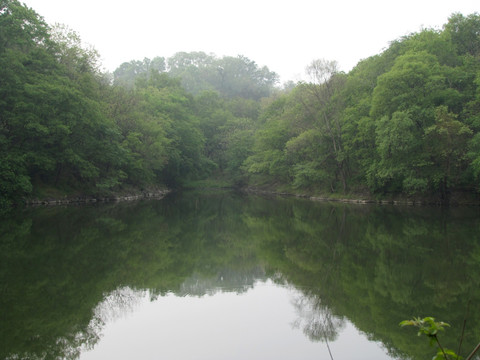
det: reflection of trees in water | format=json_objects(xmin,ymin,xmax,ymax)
[
  {"xmin": 56, "ymin": 324, "xmax": 101, "ymax": 360},
  {"xmin": 3, "ymin": 316, "xmax": 102, "ymax": 360},
  {"xmin": 292, "ymin": 293, "xmax": 345, "ymax": 359},
  {"xmin": 178, "ymin": 267, "xmax": 266, "ymax": 296},
  {"xmin": 79, "ymin": 268, "xmax": 268, "ymax": 355},
  {"xmin": 92, "ymin": 287, "xmax": 147, "ymax": 324},
  {"xmin": 85, "ymin": 281, "xmax": 346, "ymax": 359},
  {"xmin": 76, "ymin": 287, "xmax": 148, "ymax": 355},
  {"xmin": 3, "ymin": 193, "xmax": 480, "ymax": 360}
]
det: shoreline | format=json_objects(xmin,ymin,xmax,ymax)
[
  {"xmin": 23, "ymin": 189, "xmax": 171, "ymax": 206},
  {"xmin": 19, "ymin": 185, "xmax": 480, "ymax": 207},
  {"xmin": 242, "ymin": 187, "xmax": 480, "ymax": 206}
]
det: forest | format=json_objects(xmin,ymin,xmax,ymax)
[{"xmin": 1, "ymin": 0, "xmax": 480, "ymax": 208}]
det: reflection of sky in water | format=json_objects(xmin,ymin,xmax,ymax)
[{"xmin": 80, "ymin": 280, "xmax": 396, "ymax": 360}]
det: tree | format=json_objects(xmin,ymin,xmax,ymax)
[
  {"xmin": 369, "ymin": 111, "xmax": 427, "ymax": 194},
  {"xmin": 298, "ymin": 59, "xmax": 349, "ymax": 191},
  {"xmin": 0, "ymin": 0, "xmax": 52, "ymax": 203},
  {"xmin": 134, "ymin": 72, "xmax": 210, "ymax": 186},
  {"xmin": 243, "ymin": 95, "xmax": 293, "ymax": 183},
  {"xmin": 0, "ymin": 0, "xmax": 50, "ymax": 53},
  {"xmin": 424, "ymin": 106, "xmax": 472, "ymax": 200},
  {"xmin": 217, "ymin": 55, "xmax": 279, "ymax": 99},
  {"xmin": 50, "ymin": 23, "xmax": 102, "ymax": 78},
  {"xmin": 166, "ymin": 51, "xmax": 218, "ymax": 95},
  {"xmin": 163, "ymin": 52, "xmax": 279, "ymax": 100},
  {"xmin": 285, "ymin": 129, "xmax": 335, "ymax": 189},
  {"xmin": 113, "ymin": 56, "xmax": 166, "ymax": 88},
  {"xmin": 443, "ymin": 12, "xmax": 480, "ymax": 57},
  {"xmin": 0, "ymin": 1, "xmax": 130, "ymax": 202},
  {"xmin": 370, "ymin": 51, "xmax": 445, "ymax": 123}
]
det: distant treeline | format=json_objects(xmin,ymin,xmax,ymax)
[{"xmin": 1, "ymin": 0, "xmax": 480, "ymax": 207}]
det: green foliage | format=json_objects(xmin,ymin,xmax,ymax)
[
  {"xmin": 369, "ymin": 111, "xmax": 427, "ymax": 194},
  {"xmin": 400, "ymin": 317, "xmax": 480, "ymax": 360},
  {"xmin": 0, "ymin": 1, "xmax": 132, "ymax": 200},
  {"xmin": 114, "ymin": 51, "xmax": 279, "ymax": 100},
  {"xmin": 113, "ymin": 56, "xmax": 166, "ymax": 88},
  {"xmin": 168, "ymin": 52, "xmax": 279, "ymax": 100},
  {"xmin": 400, "ymin": 317, "xmax": 450, "ymax": 339},
  {"xmin": 444, "ymin": 13, "xmax": 480, "ymax": 57},
  {"xmin": 3, "ymin": 1, "xmax": 480, "ymax": 204},
  {"xmin": 0, "ymin": 154, "xmax": 32, "ymax": 208},
  {"xmin": 243, "ymin": 12, "xmax": 480, "ymax": 200},
  {"xmin": 1, "ymin": 2, "xmax": 219, "ymax": 201},
  {"xmin": 424, "ymin": 106, "xmax": 473, "ymax": 198},
  {"xmin": 370, "ymin": 50, "xmax": 444, "ymax": 121}
]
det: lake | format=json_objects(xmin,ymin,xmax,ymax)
[{"xmin": 1, "ymin": 190, "xmax": 479, "ymax": 360}]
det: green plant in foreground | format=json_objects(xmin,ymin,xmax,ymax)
[{"xmin": 400, "ymin": 317, "xmax": 480, "ymax": 360}]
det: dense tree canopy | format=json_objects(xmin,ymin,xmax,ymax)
[
  {"xmin": 244, "ymin": 12, "xmax": 480, "ymax": 202},
  {"xmin": 1, "ymin": 1, "xmax": 480, "ymax": 207},
  {"xmin": 114, "ymin": 51, "xmax": 279, "ymax": 100}
]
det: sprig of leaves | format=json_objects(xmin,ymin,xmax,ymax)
[{"xmin": 399, "ymin": 317, "xmax": 459, "ymax": 360}]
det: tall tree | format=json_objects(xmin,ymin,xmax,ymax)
[
  {"xmin": 0, "ymin": 0, "xmax": 52, "ymax": 204},
  {"xmin": 424, "ymin": 106, "xmax": 472, "ymax": 200},
  {"xmin": 113, "ymin": 56, "xmax": 166, "ymax": 88},
  {"xmin": 444, "ymin": 12, "xmax": 480, "ymax": 57},
  {"xmin": 299, "ymin": 59, "xmax": 348, "ymax": 191}
]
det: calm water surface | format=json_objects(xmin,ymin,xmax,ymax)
[
  {"xmin": 79, "ymin": 281, "xmax": 391, "ymax": 360},
  {"xmin": 1, "ymin": 191, "xmax": 479, "ymax": 360}
]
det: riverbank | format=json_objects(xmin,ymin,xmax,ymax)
[
  {"xmin": 20, "ymin": 179, "xmax": 480, "ymax": 207},
  {"xmin": 23, "ymin": 188, "xmax": 171, "ymax": 206},
  {"xmin": 243, "ymin": 186, "xmax": 480, "ymax": 206}
]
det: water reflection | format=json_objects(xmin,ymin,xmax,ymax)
[
  {"xmin": 81, "ymin": 281, "xmax": 392, "ymax": 360},
  {"xmin": 292, "ymin": 294, "xmax": 345, "ymax": 343},
  {"xmin": 1, "ymin": 191, "xmax": 479, "ymax": 359},
  {"xmin": 93, "ymin": 287, "xmax": 147, "ymax": 324},
  {"xmin": 178, "ymin": 267, "xmax": 266, "ymax": 297}
]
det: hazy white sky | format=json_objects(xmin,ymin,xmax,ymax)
[{"xmin": 27, "ymin": 0, "xmax": 479, "ymax": 82}]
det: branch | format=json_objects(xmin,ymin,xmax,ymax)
[
  {"xmin": 434, "ymin": 335, "xmax": 449, "ymax": 360},
  {"xmin": 465, "ymin": 342, "xmax": 480, "ymax": 360}
]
